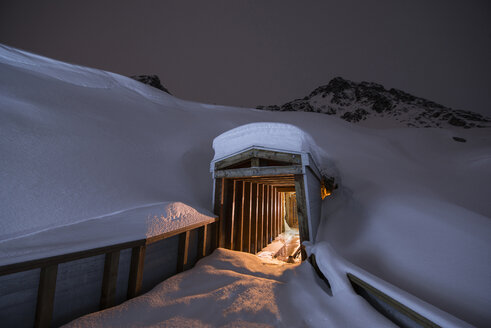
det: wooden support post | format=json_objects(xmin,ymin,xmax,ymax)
[
  {"xmin": 234, "ymin": 181, "xmax": 244, "ymax": 251},
  {"xmin": 269, "ymin": 185, "xmax": 274, "ymax": 243},
  {"xmin": 250, "ymin": 183, "xmax": 258, "ymax": 254},
  {"xmin": 228, "ymin": 180, "xmax": 237, "ymax": 250},
  {"xmin": 34, "ymin": 264, "xmax": 58, "ymax": 328},
  {"xmin": 100, "ymin": 251, "xmax": 120, "ymax": 310},
  {"xmin": 127, "ymin": 245, "xmax": 146, "ymax": 299},
  {"xmin": 214, "ymin": 178, "xmax": 225, "ymax": 249},
  {"xmin": 197, "ymin": 224, "xmax": 208, "ymax": 259},
  {"xmin": 294, "ymin": 174, "xmax": 310, "ymax": 260},
  {"xmin": 176, "ymin": 230, "xmax": 190, "ymax": 273},
  {"xmin": 243, "ymin": 182, "xmax": 251, "ymax": 253},
  {"xmin": 258, "ymin": 184, "xmax": 264, "ymax": 251},
  {"xmin": 272, "ymin": 188, "xmax": 277, "ymax": 239},
  {"xmin": 264, "ymin": 185, "xmax": 270, "ymax": 245},
  {"xmin": 210, "ymin": 221, "xmax": 219, "ymax": 252}
]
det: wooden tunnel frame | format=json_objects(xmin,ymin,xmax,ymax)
[{"xmin": 211, "ymin": 147, "xmax": 323, "ymax": 260}]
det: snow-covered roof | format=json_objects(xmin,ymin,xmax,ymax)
[{"xmin": 211, "ymin": 122, "xmax": 323, "ymax": 167}]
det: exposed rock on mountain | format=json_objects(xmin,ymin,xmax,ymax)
[
  {"xmin": 130, "ymin": 74, "xmax": 171, "ymax": 94},
  {"xmin": 257, "ymin": 77, "xmax": 491, "ymax": 129}
]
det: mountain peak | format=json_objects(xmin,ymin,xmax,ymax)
[{"xmin": 257, "ymin": 77, "xmax": 490, "ymax": 129}]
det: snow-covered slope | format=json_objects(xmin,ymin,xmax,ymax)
[
  {"xmin": 1, "ymin": 44, "xmax": 490, "ymax": 326},
  {"xmin": 257, "ymin": 77, "xmax": 491, "ymax": 129}
]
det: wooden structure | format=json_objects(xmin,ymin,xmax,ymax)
[
  {"xmin": 211, "ymin": 147, "xmax": 323, "ymax": 259},
  {"xmin": 0, "ymin": 217, "xmax": 218, "ymax": 328}
]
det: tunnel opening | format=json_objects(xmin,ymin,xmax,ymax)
[{"xmin": 211, "ymin": 147, "xmax": 324, "ymax": 261}]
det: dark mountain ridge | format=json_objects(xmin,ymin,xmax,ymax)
[{"xmin": 257, "ymin": 77, "xmax": 490, "ymax": 129}]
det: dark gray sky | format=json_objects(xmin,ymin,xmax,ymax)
[{"xmin": 1, "ymin": 0, "xmax": 490, "ymax": 115}]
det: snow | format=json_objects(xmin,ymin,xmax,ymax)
[
  {"xmin": 64, "ymin": 248, "xmax": 396, "ymax": 328},
  {"xmin": 211, "ymin": 122, "xmax": 326, "ymax": 167},
  {"xmin": 0, "ymin": 202, "xmax": 215, "ymax": 266},
  {"xmin": 1, "ymin": 44, "xmax": 491, "ymax": 326}
]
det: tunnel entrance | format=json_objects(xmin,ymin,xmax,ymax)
[{"xmin": 211, "ymin": 147, "xmax": 323, "ymax": 261}]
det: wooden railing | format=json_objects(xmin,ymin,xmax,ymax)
[{"xmin": 0, "ymin": 217, "xmax": 219, "ymax": 328}]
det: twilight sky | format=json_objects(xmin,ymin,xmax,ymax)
[{"xmin": 1, "ymin": 0, "xmax": 490, "ymax": 115}]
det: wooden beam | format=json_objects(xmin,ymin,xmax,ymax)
[
  {"xmin": 294, "ymin": 174, "xmax": 310, "ymax": 260},
  {"xmin": 34, "ymin": 264, "xmax": 58, "ymax": 328},
  {"xmin": 243, "ymin": 182, "xmax": 252, "ymax": 253},
  {"xmin": 269, "ymin": 186, "xmax": 274, "ymax": 243},
  {"xmin": 100, "ymin": 251, "xmax": 120, "ymax": 310},
  {"xmin": 127, "ymin": 245, "xmax": 146, "ymax": 299},
  {"xmin": 214, "ymin": 178, "xmax": 224, "ymax": 248},
  {"xmin": 251, "ymin": 157, "xmax": 260, "ymax": 167},
  {"xmin": 258, "ymin": 184, "xmax": 264, "ymax": 251},
  {"xmin": 264, "ymin": 185, "xmax": 270, "ymax": 246},
  {"xmin": 276, "ymin": 186, "xmax": 296, "ymax": 192},
  {"xmin": 197, "ymin": 224, "xmax": 208, "ymax": 259},
  {"xmin": 250, "ymin": 183, "xmax": 258, "ymax": 254},
  {"xmin": 272, "ymin": 188, "xmax": 277, "ymax": 239},
  {"xmin": 347, "ymin": 274, "xmax": 439, "ymax": 328},
  {"xmin": 228, "ymin": 180, "xmax": 237, "ymax": 250},
  {"xmin": 234, "ymin": 181, "xmax": 244, "ymax": 251},
  {"xmin": 214, "ymin": 165, "xmax": 302, "ymax": 179},
  {"xmin": 214, "ymin": 148, "xmax": 302, "ymax": 170},
  {"xmin": 176, "ymin": 231, "xmax": 191, "ymax": 273}
]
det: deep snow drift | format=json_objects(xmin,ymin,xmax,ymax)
[
  {"xmin": 65, "ymin": 248, "xmax": 396, "ymax": 328},
  {"xmin": 1, "ymin": 44, "xmax": 490, "ymax": 326}
]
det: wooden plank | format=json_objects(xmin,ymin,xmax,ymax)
[
  {"xmin": 294, "ymin": 174, "xmax": 310, "ymax": 260},
  {"xmin": 272, "ymin": 188, "xmax": 277, "ymax": 239},
  {"xmin": 228, "ymin": 180, "xmax": 238, "ymax": 250},
  {"xmin": 0, "ymin": 239, "xmax": 145, "ymax": 277},
  {"xmin": 276, "ymin": 186, "xmax": 296, "ymax": 192},
  {"xmin": 258, "ymin": 184, "xmax": 264, "ymax": 251},
  {"xmin": 214, "ymin": 178, "xmax": 224, "ymax": 248},
  {"xmin": 250, "ymin": 183, "xmax": 258, "ymax": 254},
  {"xmin": 100, "ymin": 251, "xmax": 120, "ymax": 310},
  {"xmin": 214, "ymin": 165, "xmax": 302, "ymax": 179},
  {"xmin": 347, "ymin": 274, "xmax": 440, "ymax": 328},
  {"xmin": 243, "ymin": 182, "xmax": 252, "ymax": 253},
  {"xmin": 219, "ymin": 179, "xmax": 233, "ymax": 249},
  {"xmin": 127, "ymin": 245, "xmax": 146, "ymax": 299},
  {"xmin": 269, "ymin": 186, "xmax": 274, "ymax": 243},
  {"xmin": 266, "ymin": 185, "xmax": 270, "ymax": 243},
  {"xmin": 176, "ymin": 231, "xmax": 191, "ymax": 273},
  {"xmin": 34, "ymin": 264, "xmax": 58, "ymax": 328},
  {"xmin": 234, "ymin": 181, "xmax": 244, "ymax": 251},
  {"xmin": 210, "ymin": 221, "xmax": 219, "ymax": 253},
  {"xmin": 214, "ymin": 148, "xmax": 302, "ymax": 170},
  {"xmin": 197, "ymin": 224, "xmax": 208, "ymax": 259}
]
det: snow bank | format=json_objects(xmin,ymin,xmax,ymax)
[
  {"xmin": 211, "ymin": 122, "xmax": 326, "ymax": 166},
  {"xmin": 0, "ymin": 202, "xmax": 215, "ymax": 266},
  {"xmin": 64, "ymin": 248, "xmax": 395, "ymax": 328}
]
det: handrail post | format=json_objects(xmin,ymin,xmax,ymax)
[
  {"xmin": 177, "ymin": 231, "xmax": 191, "ymax": 272},
  {"xmin": 100, "ymin": 250, "xmax": 120, "ymax": 309},
  {"xmin": 127, "ymin": 245, "xmax": 146, "ymax": 299},
  {"xmin": 35, "ymin": 264, "xmax": 58, "ymax": 328}
]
